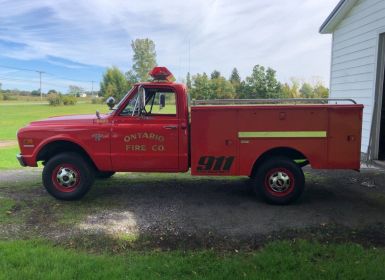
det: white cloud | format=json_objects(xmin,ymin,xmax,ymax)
[{"xmin": 0, "ymin": 0, "xmax": 338, "ymax": 83}]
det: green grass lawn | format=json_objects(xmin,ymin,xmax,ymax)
[
  {"xmin": 0, "ymin": 146, "xmax": 22, "ymax": 169},
  {"xmin": 0, "ymin": 103, "xmax": 109, "ymax": 141},
  {"xmin": 0, "ymin": 240, "xmax": 384, "ymax": 280},
  {"xmin": 0, "ymin": 103, "xmax": 109, "ymax": 169}
]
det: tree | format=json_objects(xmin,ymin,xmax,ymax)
[
  {"xmin": 229, "ymin": 68, "xmax": 241, "ymax": 85},
  {"xmin": 265, "ymin": 68, "xmax": 281, "ymax": 98},
  {"xmin": 100, "ymin": 66, "xmax": 130, "ymax": 100},
  {"xmin": 47, "ymin": 89, "xmax": 58, "ymax": 95},
  {"xmin": 190, "ymin": 73, "xmax": 211, "ymax": 100},
  {"xmin": 229, "ymin": 67, "xmax": 241, "ymax": 97},
  {"xmin": 131, "ymin": 38, "xmax": 157, "ymax": 82},
  {"xmin": 210, "ymin": 77, "xmax": 235, "ymax": 99},
  {"xmin": 31, "ymin": 90, "xmax": 41, "ymax": 96},
  {"xmin": 125, "ymin": 70, "xmax": 138, "ymax": 87},
  {"xmin": 280, "ymin": 78, "xmax": 301, "ymax": 98},
  {"xmin": 186, "ymin": 72, "xmax": 192, "ymax": 90},
  {"xmin": 313, "ymin": 83, "xmax": 329, "ymax": 98},
  {"xmin": 280, "ymin": 83, "xmax": 292, "ymax": 98},
  {"xmin": 68, "ymin": 85, "xmax": 83, "ymax": 97},
  {"xmin": 299, "ymin": 83, "xmax": 314, "ymax": 98},
  {"xmin": 241, "ymin": 65, "xmax": 281, "ymax": 99},
  {"xmin": 210, "ymin": 70, "xmax": 221, "ymax": 80}
]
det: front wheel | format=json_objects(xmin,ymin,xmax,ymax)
[
  {"xmin": 252, "ymin": 157, "xmax": 305, "ymax": 205},
  {"xmin": 42, "ymin": 153, "xmax": 95, "ymax": 200}
]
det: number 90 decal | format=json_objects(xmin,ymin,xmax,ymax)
[{"xmin": 197, "ymin": 156, "xmax": 235, "ymax": 173}]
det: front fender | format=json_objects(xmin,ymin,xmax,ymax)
[{"xmin": 27, "ymin": 135, "xmax": 94, "ymax": 167}]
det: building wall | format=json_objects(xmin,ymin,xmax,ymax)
[{"xmin": 330, "ymin": 0, "xmax": 385, "ymax": 153}]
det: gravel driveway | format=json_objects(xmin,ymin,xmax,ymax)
[{"xmin": 1, "ymin": 166, "xmax": 385, "ymax": 249}]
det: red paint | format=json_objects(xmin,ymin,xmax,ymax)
[{"xmin": 17, "ymin": 67, "xmax": 364, "ymax": 178}]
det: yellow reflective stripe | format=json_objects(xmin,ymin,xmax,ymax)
[{"xmin": 238, "ymin": 131, "xmax": 327, "ymax": 138}]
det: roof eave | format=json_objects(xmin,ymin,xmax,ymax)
[{"xmin": 319, "ymin": 0, "xmax": 358, "ymax": 34}]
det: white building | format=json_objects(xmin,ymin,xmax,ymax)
[{"xmin": 320, "ymin": 0, "xmax": 385, "ymax": 160}]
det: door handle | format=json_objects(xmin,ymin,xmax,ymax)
[{"xmin": 163, "ymin": 125, "xmax": 178, "ymax": 130}]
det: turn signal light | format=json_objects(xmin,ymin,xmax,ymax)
[{"xmin": 23, "ymin": 139, "xmax": 34, "ymax": 147}]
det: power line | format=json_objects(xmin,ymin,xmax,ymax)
[
  {"xmin": 0, "ymin": 76, "xmax": 89, "ymax": 90},
  {"xmin": 0, "ymin": 64, "xmax": 98, "ymax": 85},
  {"xmin": 45, "ymin": 72, "xmax": 95, "ymax": 84},
  {"xmin": 0, "ymin": 64, "xmax": 39, "ymax": 73},
  {"xmin": 0, "ymin": 75, "xmax": 39, "ymax": 83}
]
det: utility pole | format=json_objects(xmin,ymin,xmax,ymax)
[
  {"xmin": 36, "ymin": 71, "xmax": 44, "ymax": 100},
  {"xmin": 91, "ymin": 80, "xmax": 94, "ymax": 97},
  {"xmin": 188, "ymin": 39, "xmax": 191, "ymax": 74}
]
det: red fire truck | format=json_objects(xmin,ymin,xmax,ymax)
[{"xmin": 16, "ymin": 67, "xmax": 363, "ymax": 204}]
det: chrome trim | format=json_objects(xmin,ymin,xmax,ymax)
[
  {"xmin": 16, "ymin": 154, "xmax": 27, "ymax": 167},
  {"xmin": 192, "ymin": 98, "xmax": 357, "ymax": 105}
]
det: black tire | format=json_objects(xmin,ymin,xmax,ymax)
[
  {"xmin": 42, "ymin": 152, "xmax": 95, "ymax": 200},
  {"xmin": 252, "ymin": 157, "xmax": 305, "ymax": 205},
  {"xmin": 96, "ymin": 171, "xmax": 115, "ymax": 179}
]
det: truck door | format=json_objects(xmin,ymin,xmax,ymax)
[{"xmin": 111, "ymin": 87, "xmax": 179, "ymax": 171}]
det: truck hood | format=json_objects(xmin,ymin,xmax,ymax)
[{"xmin": 29, "ymin": 114, "xmax": 109, "ymax": 126}]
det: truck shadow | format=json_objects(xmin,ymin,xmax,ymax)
[{"xmin": 62, "ymin": 170, "xmax": 385, "ymax": 251}]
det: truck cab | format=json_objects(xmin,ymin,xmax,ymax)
[{"xmin": 108, "ymin": 82, "xmax": 189, "ymax": 172}]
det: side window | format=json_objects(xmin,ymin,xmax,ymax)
[
  {"xmin": 145, "ymin": 90, "xmax": 177, "ymax": 116},
  {"xmin": 119, "ymin": 88, "xmax": 177, "ymax": 117}
]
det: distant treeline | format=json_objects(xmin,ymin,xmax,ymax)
[
  {"xmin": 186, "ymin": 66, "xmax": 329, "ymax": 100},
  {"xmin": 0, "ymin": 82, "xmax": 99, "ymax": 101}
]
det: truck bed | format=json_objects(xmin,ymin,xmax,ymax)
[{"xmin": 190, "ymin": 104, "xmax": 363, "ymax": 176}]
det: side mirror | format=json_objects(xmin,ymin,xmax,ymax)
[
  {"xmin": 159, "ymin": 94, "xmax": 166, "ymax": 109},
  {"xmin": 106, "ymin": 96, "xmax": 116, "ymax": 109}
]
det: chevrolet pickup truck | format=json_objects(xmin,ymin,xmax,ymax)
[{"xmin": 16, "ymin": 67, "xmax": 363, "ymax": 204}]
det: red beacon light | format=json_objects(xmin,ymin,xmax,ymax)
[{"xmin": 149, "ymin": 66, "xmax": 174, "ymax": 82}]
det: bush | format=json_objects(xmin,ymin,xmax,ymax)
[
  {"xmin": 47, "ymin": 93, "xmax": 63, "ymax": 106},
  {"xmin": 91, "ymin": 97, "xmax": 105, "ymax": 104},
  {"xmin": 62, "ymin": 95, "xmax": 77, "ymax": 105},
  {"xmin": 0, "ymin": 93, "xmax": 3, "ymax": 101},
  {"xmin": 3, "ymin": 94, "xmax": 17, "ymax": 101}
]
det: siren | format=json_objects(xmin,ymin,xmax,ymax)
[{"xmin": 149, "ymin": 67, "xmax": 174, "ymax": 82}]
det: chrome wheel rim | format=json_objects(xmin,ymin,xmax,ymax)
[
  {"xmin": 56, "ymin": 167, "xmax": 78, "ymax": 188},
  {"xmin": 267, "ymin": 171, "xmax": 291, "ymax": 193}
]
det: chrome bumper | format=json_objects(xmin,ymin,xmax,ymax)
[{"xmin": 16, "ymin": 154, "xmax": 27, "ymax": 167}]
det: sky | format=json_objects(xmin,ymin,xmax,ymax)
[{"xmin": 0, "ymin": 0, "xmax": 339, "ymax": 93}]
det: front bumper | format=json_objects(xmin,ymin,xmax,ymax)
[{"xmin": 16, "ymin": 154, "xmax": 27, "ymax": 167}]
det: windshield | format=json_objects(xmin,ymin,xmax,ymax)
[
  {"xmin": 110, "ymin": 86, "xmax": 135, "ymax": 113},
  {"xmin": 120, "ymin": 91, "xmax": 140, "ymax": 116}
]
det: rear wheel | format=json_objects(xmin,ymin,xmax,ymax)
[
  {"xmin": 252, "ymin": 157, "xmax": 305, "ymax": 205},
  {"xmin": 42, "ymin": 153, "xmax": 95, "ymax": 200}
]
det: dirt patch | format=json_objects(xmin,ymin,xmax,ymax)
[
  {"xmin": 1, "ymin": 167, "xmax": 385, "ymax": 251},
  {"xmin": 0, "ymin": 140, "xmax": 17, "ymax": 148}
]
